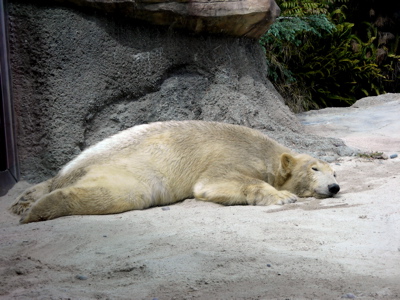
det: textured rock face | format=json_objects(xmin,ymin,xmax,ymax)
[
  {"xmin": 56, "ymin": 0, "xmax": 280, "ymax": 38},
  {"xmin": 8, "ymin": 1, "xmax": 349, "ymax": 182}
]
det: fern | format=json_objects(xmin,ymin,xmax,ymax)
[{"xmin": 277, "ymin": 0, "xmax": 348, "ymax": 17}]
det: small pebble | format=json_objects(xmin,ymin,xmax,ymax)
[
  {"xmin": 103, "ymin": 235, "xmax": 107, "ymax": 238},
  {"xmin": 320, "ymin": 156, "xmax": 336, "ymax": 163},
  {"xmin": 341, "ymin": 293, "xmax": 356, "ymax": 299},
  {"xmin": 75, "ymin": 275, "xmax": 88, "ymax": 280},
  {"xmin": 390, "ymin": 153, "xmax": 398, "ymax": 159},
  {"xmin": 267, "ymin": 264, "xmax": 272, "ymax": 267},
  {"xmin": 161, "ymin": 206, "xmax": 170, "ymax": 211},
  {"xmin": 15, "ymin": 269, "xmax": 24, "ymax": 275}
]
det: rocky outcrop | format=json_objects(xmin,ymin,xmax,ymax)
[
  {"xmin": 54, "ymin": 0, "xmax": 280, "ymax": 39},
  {"xmin": 8, "ymin": 1, "xmax": 350, "ymax": 182}
]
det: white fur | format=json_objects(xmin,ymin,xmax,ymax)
[
  {"xmin": 11, "ymin": 121, "xmax": 340, "ymax": 224},
  {"xmin": 60, "ymin": 123, "xmax": 150, "ymax": 176}
]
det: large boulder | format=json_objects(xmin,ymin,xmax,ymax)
[{"xmin": 55, "ymin": 0, "xmax": 280, "ymax": 39}]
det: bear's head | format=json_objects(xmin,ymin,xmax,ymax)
[{"xmin": 276, "ymin": 153, "xmax": 340, "ymax": 198}]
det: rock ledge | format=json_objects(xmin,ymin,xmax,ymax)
[{"xmin": 56, "ymin": 0, "xmax": 280, "ymax": 38}]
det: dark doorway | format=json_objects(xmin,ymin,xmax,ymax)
[{"xmin": 0, "ymin": 0, "xmax": 19, "ymax": 196}]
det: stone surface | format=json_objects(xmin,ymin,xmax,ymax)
[
  {"xmin": 8, "ymin": 1, "xmax": 348, "ymax": 182},
  {"xmin": 54, "ymin": 0, "xmax": 280, "ymax": 39},
  {"xmin": 298, "ymin": 93, "xmax": 400, "ymax": 154}
]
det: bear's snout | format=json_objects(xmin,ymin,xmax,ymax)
[{"xmin": 328, "ymin": 183, "xmax": 340, "ymax": 195}]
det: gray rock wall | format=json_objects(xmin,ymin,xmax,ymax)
[{"xmin": 8, "ymin": 1, "xmax": 350, "ymax": 182}]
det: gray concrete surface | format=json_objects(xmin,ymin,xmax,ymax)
[{"xmin": 298, "ymin": 93, "xmax": 400, "ymax": 155}]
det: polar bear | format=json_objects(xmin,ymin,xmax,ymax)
[{"xmin": 11, "ymin": 121, "xmax": 340, "ymax": 223}]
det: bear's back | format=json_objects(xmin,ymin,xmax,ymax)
[{"xmin": 58, "ymin": 121, "xmax": 289, "ymax": 178}]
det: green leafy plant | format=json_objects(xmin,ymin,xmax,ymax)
[
  {"xmin": 260, "ymin": 13, "xmax": 337, "ymax": 111},
  {"xmin": 260, "ymin": 0, "xmax": 393, "ymax": 112},
  {"xmin": 297, "ymin": 21, "xmax": 385, "ymax": 106},
  {"xmin": 278, "ymin": 0, "xmax": 347, "ymax": 17}
]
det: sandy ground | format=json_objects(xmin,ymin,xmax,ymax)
[{"xmin": 1, "ymin": 96, "xmax": 400, "ymax": 300}]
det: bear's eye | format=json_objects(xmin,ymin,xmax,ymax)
[
  {"xmin": 334, "ymin": 173, "xmax": 337, "ymax": 178},
  {"xmin": 312, "ymin": 167, "xmax": 319, "ymax": 171}
]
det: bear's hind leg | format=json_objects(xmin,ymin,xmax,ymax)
[
  {"xmin": 20, "ymin": 186, "xmax": 144, "ymax": 223},
  {"xmin": 10, "ymin": 179, "xmax": 53, "ymax": 216}
]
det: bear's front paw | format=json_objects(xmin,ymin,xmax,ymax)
[
  {"xmin": 274, "ymin": 190, "xmax": 298, "ymax": 205},
  {"xmin": 245, "ymin": 186, "xmax": 298, "ymax": 206}
]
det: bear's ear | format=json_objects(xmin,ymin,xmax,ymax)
[
  {"xmin": 280, "ymin": 153, "xmax": 297, "ymax": 175},
  {"xmin": 275, "ymin": 153, "xmax": 297, "ymax": 188}
]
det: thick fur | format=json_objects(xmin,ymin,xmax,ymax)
[{"xmin": 10, "ymin": 121, "xmax": 340, "ymax": 223}]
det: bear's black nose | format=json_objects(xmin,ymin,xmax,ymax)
[{"xmin": 328, "ymin": 183, "xmax": 340, "ymax": 194}]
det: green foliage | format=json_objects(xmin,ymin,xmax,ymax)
[
  {"xmin": 261, "ymin": 15, "xmax": 335, "ymax": 47},
  {"xmin": 260, "ymin": 0, "xmax": 393, "ymax": 112},
  {"xmin": 296, "ymin": 21, "xmax": 385, "ymax": 106},
  {"xmin": 278, "ymin": 0, "xmax": 345, "ymax": 16}
]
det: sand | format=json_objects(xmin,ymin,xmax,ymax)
[{"xmin": 1, "ymin": 97, "xmax": 400, "ymax": 300}]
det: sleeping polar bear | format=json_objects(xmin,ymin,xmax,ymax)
[{"xmin": 11, "ymin": 121, "xmax": 340, "ymax": 223}]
